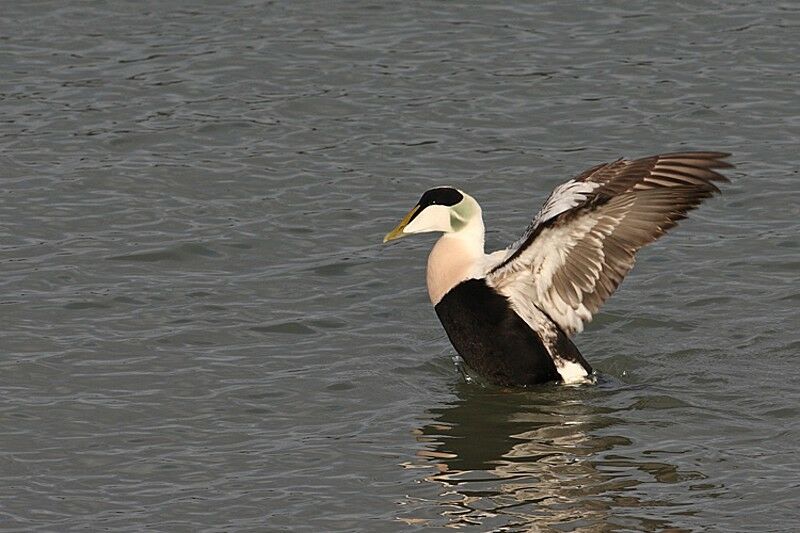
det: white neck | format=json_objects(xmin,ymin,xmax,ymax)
[{"xmin": 426, "ymin": 215, "xmax": 486, "ymax": 305}]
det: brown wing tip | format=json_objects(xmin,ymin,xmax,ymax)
[
  {"xmin": 653, "ymin": 151, "xmax": 734, "ymax": 189},
  {"xmin": 657, "ymin": 151, "xmax": 734, "ymax": 168}
]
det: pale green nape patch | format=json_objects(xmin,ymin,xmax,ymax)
[{"xmin": 449, "ymin": 198, "xmax": 475, "ymax": 232}]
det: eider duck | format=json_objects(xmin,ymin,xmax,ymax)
[{"xmin": 383, "ymin": 152, "xmax": 732, "ymax": 386}]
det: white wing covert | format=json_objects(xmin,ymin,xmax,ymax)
[{"xmin": 485, "ymin": 152, "xmax": 732, "ymax": 336}]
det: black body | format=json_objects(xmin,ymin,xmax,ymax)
[{"xmin": 434, "ymin": 278, "xmax": 590, "ymax": 386}]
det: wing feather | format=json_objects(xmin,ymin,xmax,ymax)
[{"xmin": 486, "ymin": 152, "xmax": 732, "ymax": 336}]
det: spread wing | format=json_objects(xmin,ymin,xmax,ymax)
[{"xmin": 485, "ymin": 152, "xmax": 732, "ymax": 336}]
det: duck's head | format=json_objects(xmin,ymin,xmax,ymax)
[{"xmin": 383, "ymin": 187, "xmax": 480, "ymax": 243}]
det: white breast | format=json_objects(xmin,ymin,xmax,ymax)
[{"xmin": 426, "ymin": 235, "xmax": 480, "ymax": 305}]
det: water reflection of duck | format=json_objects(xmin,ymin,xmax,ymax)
[
  {"xmin": 384, "ymin": 152, "xmax": 732, "ymax": 387},
  {"xmin": 402, "ymin": 382, "xmax": 707, "ymax": 531}
]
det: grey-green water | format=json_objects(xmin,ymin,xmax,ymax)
[{"xmin": 2, "ymin": 1, "xmax": 798, "ymax": 531}]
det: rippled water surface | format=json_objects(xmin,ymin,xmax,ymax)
[{"xmin": 2, "ymin": 1, "xmax": 799, "ymax": 531}]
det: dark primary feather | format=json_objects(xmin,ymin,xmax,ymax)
[
  {"xmin": 486, "ymin": 152, "xmax": 733, "ymax": 336},
  {"xmin": 577, "ymin": 151, "xmax": 731, "ymax": 195}
]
